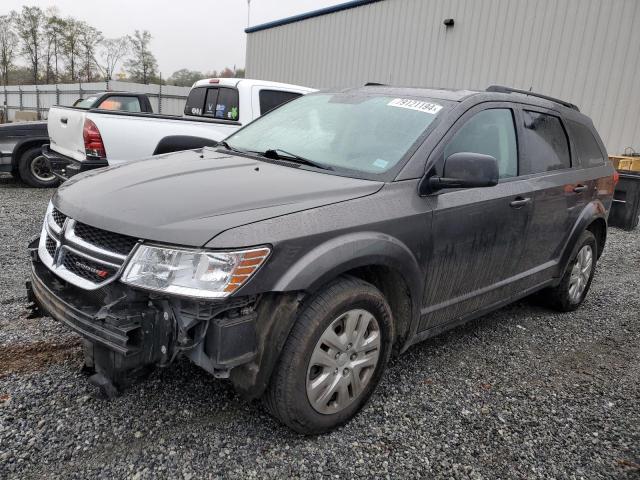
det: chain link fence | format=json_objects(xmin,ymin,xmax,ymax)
[{"xmin": 0, "ymin": 80, "xmax": 191, "ymax": 122}]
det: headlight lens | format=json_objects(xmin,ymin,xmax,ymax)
[{"xmin": 121, "ymin": 244, "xmax": 270, "ymax": 298}]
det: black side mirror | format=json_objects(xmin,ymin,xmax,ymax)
[{"xmin": 421, "ymin": 152, "xmax": 499, "ymax": 194}]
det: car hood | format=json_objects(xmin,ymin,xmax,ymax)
[{"xmin": 53, "ymin": 148, "xmax": 383, "ymax": 247}]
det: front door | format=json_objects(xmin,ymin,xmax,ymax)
[{"xmin": 420, "ymin": 105, "xmax": 533, "ymax": 331}]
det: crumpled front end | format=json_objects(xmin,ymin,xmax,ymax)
[{"xmin": 27, "ymin": 204, "xmax": 271, "ymax": 397}]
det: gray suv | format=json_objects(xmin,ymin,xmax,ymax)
[{"xmin": 28, "ymin": 85, "xmax": 616, "ymax": 434}]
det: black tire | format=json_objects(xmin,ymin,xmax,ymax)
[
  {"xmin": 17, "ymin": 146, "xmax": 59, "ymax": 188},
  {"xmin": 542, "ymin": 230, "xmax": 598, "ymax": 312},
  {"xmin": 263, "ymin": 276, "xmax": 393, "ymax": 434}
]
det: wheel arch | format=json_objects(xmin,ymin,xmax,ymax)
[
  {"xmin": 560, "ymin": 200, "xmax": 608, "ymax": 272},
  {"xmin": 11, "ymin": 137, "xmax": 49, "ymax": 171},
  {"xmin": 272, "ymin": 232, "xmax": 423, "ymax": 352}
]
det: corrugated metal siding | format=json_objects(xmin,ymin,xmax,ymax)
[{"xmin": 246, "ymin": 0, "xmax": 640, "ymax": 154}]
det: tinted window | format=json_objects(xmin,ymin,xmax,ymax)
[
  {"xmin": 203, "ymin": 88, "xmax": 219, "ymax": 116},
  {"xmin": 523, "ymin": 111, "xmax": 571, "ymax": 173},
  {"xmin": 98, "ymin": 96, "xmax": 141, "ymax": 112},
  {"xmin": 184, "ymin": 87, "xmax": 206, "ymax": 116},
  {"xmin": 203, "ymin": 87, "xmax": 239, "ymax": 120},
  {"xmin": 567, "ymin": 120, "xmax": 605, "ymax": 168},
  {"xmin": 216, "ymin": 88, "xmax": 240, "ymax": 120},
  {"xmin": 444, "ymin": 109, "xmax": 518, "ymax": 179},
  {"xmin": 259, "ymin": 90, "xmax": 302, "ymax": 115}
]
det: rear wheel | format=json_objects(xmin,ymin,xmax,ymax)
[
  {"xmin": 543, "ymin": 230, "xmax": 597, "ymax": 311},
  {"xmin": 264, "ymin": 276, "xmax": 393, "ymax": 434},
  {"xmin": 18, "ymin": 146, "xmax": 59, "ymax": 188}
]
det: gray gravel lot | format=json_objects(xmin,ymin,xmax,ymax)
[{"xmin": 1, "ymin": 174, "xmax": 639, "ymax": 479}]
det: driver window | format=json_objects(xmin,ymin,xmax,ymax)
[{"xmin": 444, "ymin": 109, "xmax": 518, "ymax": 179}]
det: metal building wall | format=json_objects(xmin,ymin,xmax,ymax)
[{"xmin": 246, "ymin": 0, "xmax": 640, "ymax": 154}]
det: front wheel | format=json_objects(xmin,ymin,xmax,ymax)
[
  {"xmin": 18, "ymin": 146, "xmax": 59, "ymax": 188},
  {"xmin": 543, "ymin": 230, "xmax": 598, "ymax": 312},
  {"xmin": 264, "ymin": 276, "xmax": 393, "ymax": 434}
]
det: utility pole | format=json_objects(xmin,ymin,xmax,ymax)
[{"xmin": 247, "ymin": 0, "xmax": 251, "ymax": 27}]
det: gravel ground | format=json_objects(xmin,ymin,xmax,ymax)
[{"xmin": 1, "ymin": 174, "xmax": 639, "ymax": 479}]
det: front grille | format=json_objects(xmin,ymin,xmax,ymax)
[
  {"xmin": 41, "ymin": 207, "xmax": 140, "ymax": 290},
  {"xmin": 74, "ymin": 222, "xmax": 138, "ymax": 256},
  {"xmin": 52, "ymin": 208, "xmax": 67, "ymax": 228},
  {"xmin": 45, "ymin": 235, "xmax": 56, "ymax": 257},
  {"xmin": 62, "ymin": 251, "xmax": 117, "ymax": 283}
]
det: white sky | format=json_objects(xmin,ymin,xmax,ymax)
[{"xmin": 2, "ymin": 0, "xmax": 345, "ymax": 77}]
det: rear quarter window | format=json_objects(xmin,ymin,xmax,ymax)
[
  {"xmin": 259, "ymin": 90, "xmax": 302, "ymax": 115},
  {"xmin": 522, "ymin": 110, "xmax": 571, "ymax": 173},
  {"xmin": 567, "ymin": 120, "xmax": 606, "ymax": 168}
]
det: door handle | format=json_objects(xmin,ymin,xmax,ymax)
[
  {"xmin": 60, "ymin": 117, "xmax": 68, "ymax": 124},
  {"xmin": 510, "ymin": 197, "xmax": 531, "ymax": 208},
  {"xmin": 573, "ymin": 184, "xmax": 588, "ymax": 193}
]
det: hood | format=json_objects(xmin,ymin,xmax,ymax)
[{"xmin": 54, "ymin": 148, "xmax": 383, "ymax": 247}]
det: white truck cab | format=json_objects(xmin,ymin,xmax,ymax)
[{"xmin": 44, "ymin": 78, "xmax": 315, "ymax": 180}]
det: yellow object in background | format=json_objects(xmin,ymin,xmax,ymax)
[{"xmin": 609, "ymin": 155, "xmax": 640, "ymax": 173}]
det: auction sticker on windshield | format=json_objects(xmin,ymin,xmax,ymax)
[{"xmin": 387, "ymin": 98, "xmax": 443, "ymax": 115}]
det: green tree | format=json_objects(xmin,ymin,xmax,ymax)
[
  {"xmin": 167, "ymin": 68, "xmax": 205, "ymax": 87},
  {"xmin": 125, "ymin": 30, "xmax": 158, "ymax": 84},
  {"xmin": 12, "ymin": 6, "xmax": 46, "ymax": 84},
  {"xmin": 79, "ymin": 23, "xmax": 103, "ymax": 82},
  {"xmin": 61, "ymin": 17, "xmax": 83, "ymax": 81}
]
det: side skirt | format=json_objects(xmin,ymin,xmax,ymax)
[{"xmin": 403, "ymin": 278, "xmax": 555, "ymax": 351}]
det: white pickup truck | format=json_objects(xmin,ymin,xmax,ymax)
[{"xmin": 43, "ymin": 78, "xmax": 314, "ymax": 180}]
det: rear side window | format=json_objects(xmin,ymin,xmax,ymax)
[
  {"xmin": 184, "ymin": 87, "xmax": 206, "ymax": 116},
  {"xmin": 567, "ymin": 120, "xmax": 606, "ymax": 168},
  {"xmin": 98, "ymin": 96, "xmax": 141, "ymax": 112},
  {"xmin": 259, "ymin": 90, "xmax": 302, "ymax": 115},
  {"xmin": 444, "ymin": 108, "xmax": 518, "ymax": 179},
  {"xmin": 523, "ymin": 111, "xmax": 571, "ymax": 173}
]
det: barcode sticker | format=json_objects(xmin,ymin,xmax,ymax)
[{"xmin": 387, "ymin": 98, "xmax": 443, "ymax": 114}]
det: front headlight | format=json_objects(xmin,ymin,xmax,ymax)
[{"xmin": 121, "ymin": 244, "xmax": 270, "ymax": 299}]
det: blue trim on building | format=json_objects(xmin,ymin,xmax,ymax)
[{"xmin": 245, "ymin": 0, "xmax": 385, "ymax": 33}]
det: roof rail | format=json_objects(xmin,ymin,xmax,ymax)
[{"xmin": 486, "ymin": 85, "xmax": 579, "ymax": 111}]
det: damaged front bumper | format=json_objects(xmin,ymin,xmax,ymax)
[{"xmin": 27, "ymin": 237, "xmax": 280, "ymax": 397}]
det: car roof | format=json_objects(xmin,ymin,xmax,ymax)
[
  {"xmin": 192, "ymin": 78, "xmax": 316, "ymax": 92},
  {"xmin": 324, "ymin": 85, "xmax": 591, "ymax": 124}
]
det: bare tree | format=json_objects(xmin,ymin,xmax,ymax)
[
  {"xmin": 12, "ymin": 6, "xmax": 46, "ymax": 84},
  {"xmin": 0, "ymin": 15, "xmax": 19, "ymax": 86},
  {"xmin": 124, "ymin": 30, "xmax": 158, "ymax": 84},
  {"xmin": 96, "ymin": 37, "xmax": 129, "ymax": 81}
]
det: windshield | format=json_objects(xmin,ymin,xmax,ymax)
[
  {"xmin": 226, "ymin": 93, "xmax": 448, "ymax": 177},
  {"xmin": 73, "ymin": 96, "xmax": 99, "ymax": 109}
]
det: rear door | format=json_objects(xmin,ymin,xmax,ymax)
[
  {"xmin": 421, "ymin": 103, "xmax": 534, "ymax": 329},
  {"xmin": 47, "ymin": 106, "xmax": 87, "ymax": 161},
  {"xmin": 516, "ymin": 107, "xmax": 585, "ymax": 278}
]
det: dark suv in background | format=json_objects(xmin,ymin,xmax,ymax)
[{"xmin": 28, "ymin": 85, "xmax": 616, "ymax": 434}]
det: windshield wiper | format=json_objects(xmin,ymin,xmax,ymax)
[{"xmin": 261, "ymin": 148, "xmax": 333, "ymax": 171}]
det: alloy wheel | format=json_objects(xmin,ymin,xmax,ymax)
[{"xmin": 568, "ymin": 245, "xmax": 593, "ymax": 303}]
